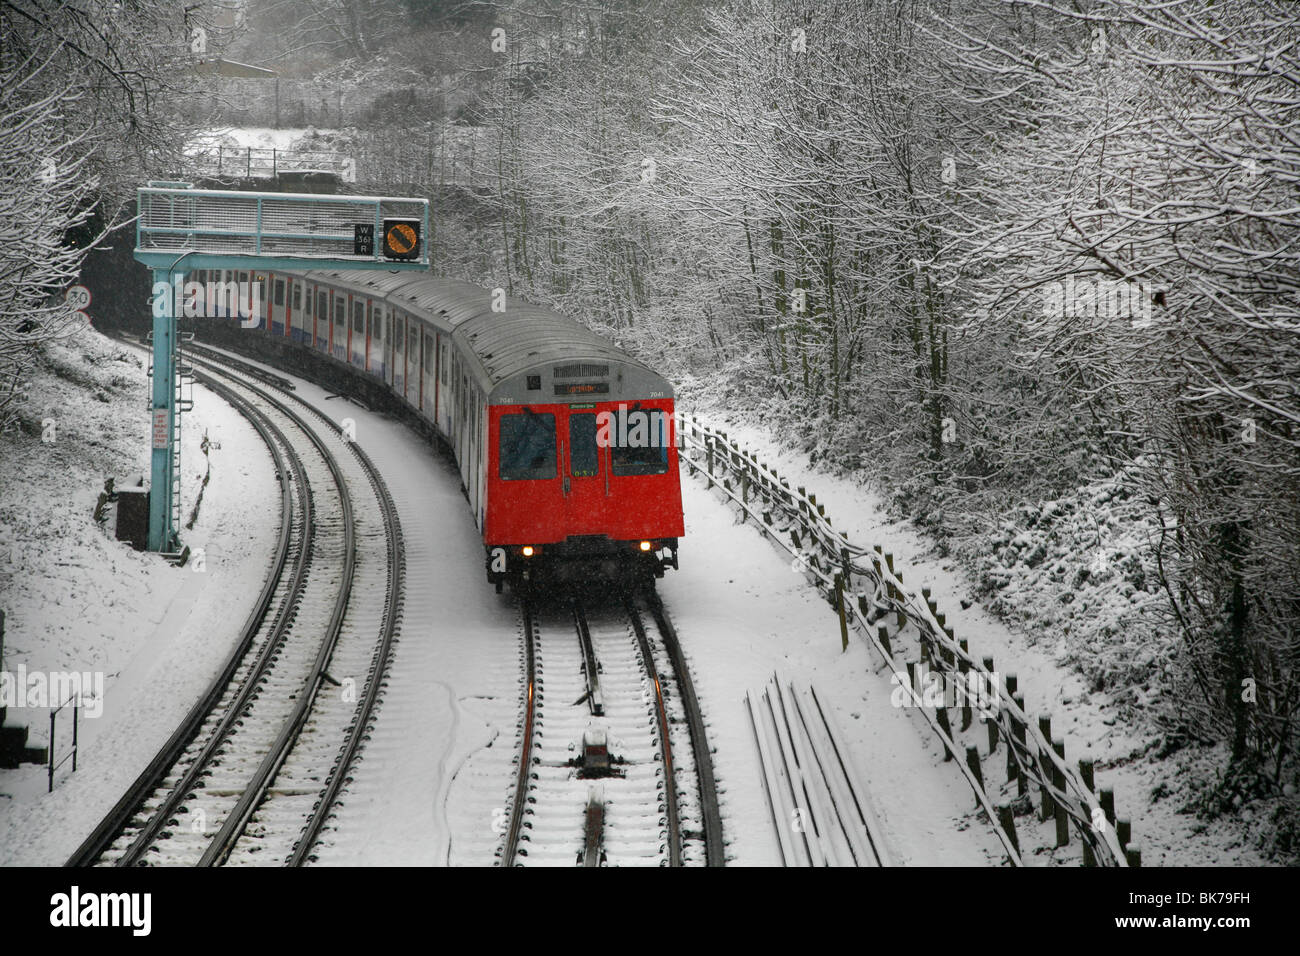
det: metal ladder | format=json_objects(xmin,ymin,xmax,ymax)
[
  {"xmin": 146, "ymin": 329, "xmax": 195, "ymax": 548},
  {"xmin": 172, "ymin": 334, "xmax": 195, "ymax": 536}
]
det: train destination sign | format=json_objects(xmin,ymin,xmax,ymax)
[{"xmin": 555, "ymin": 382, "xmax": 610, "ymax": 395}]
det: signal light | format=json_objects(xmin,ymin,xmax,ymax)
[
  {"xmin": 639, "ymin": 541, "xmax": 652, "ymax": 552},
  {"xmin": 522, "ymin": 546, "xmax": 535, "ymax": 557}
]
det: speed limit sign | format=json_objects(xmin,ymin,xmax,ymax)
[{"xmin": 66, "ymin": 285, "xmax": 91, "ymax": 311}]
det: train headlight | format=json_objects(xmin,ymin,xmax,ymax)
[
  {"xmin": 639, "ymin": 541, "xmax": 652, "ymax": 552},
  {"xmin": 522, "ymin": 546, "xmax": 535, "ymax": 557}
]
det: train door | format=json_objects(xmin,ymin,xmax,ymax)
[
  {"xmin": 315, "ymin": 290, "xmax": 327, "ymax": 350},
  {"xmin": 563, "ymin": 406, "xmax": 606, "ymax": 535},
  {"xmin": 333, "ymin": 293, "xmax": 347, "ymax": 360},
  {"xmin": 369, "ymin": 303, "xmax": 381, "ymax": 375},
  {"xmin": 423, "ymin": 331, "xmax": 435, "ymax": 417},
  {"xmin": 364, "ymin": 301, "xmax": 373, "ymax": 373},
  {"xmin": 459, "ymin": 371, "xmax": 472, "ymax": 484},
  {"xmin": 350, "ymin": 297, "xmax": 363, "ymax": 367},
  {"xmin": 381, "ymin": 307, "xmax": 390, "ymax": 379},
  {"xmin": 254, "ymin": 273, "xmax": 267, "ymax": 330},
  {"xmin": 300, "ymin": 282, "xmax": 311, "ymax": 344},
  {"xmin": 407, "ymin": 322, "xmax": 419, "ymax": 406},
  {"xmin": 392, "ymin": 311, "xmax": 404, "ymax": 395},
  {"xmin": 432, "ymin": 334, "xmax": 442, "ymax": 427},
  {"xmin": 441, "ymin": 340, "xmax": 451, "ymax": 435}
]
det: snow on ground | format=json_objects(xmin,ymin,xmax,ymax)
[
  {"xmin": 691, "ymin": 411, "xmax": 1271, "ymax": 866},
  {"xmin": 1, "ymin": 328, "xmax": 1260, "ymax": 865},
  {"xmin": 0, "ymin": 331, "xmax": 279, "ymax": 864},
  {"xmin": 659, "ymin": 476, "xmax": 1001, "ymax": 865},
  {"xmin": 191, "ymin": 347, "xmax": 1008, "ymax": 866}
]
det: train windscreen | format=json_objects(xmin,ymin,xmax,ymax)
[
  {"xmin": 499, "ymin": 412, "xmax": 557, "ymax": 480},
  {"xmin": 609, "ymin": 408, "xmax": 669, "ymax": 476}
]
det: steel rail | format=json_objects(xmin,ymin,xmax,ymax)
[
  {"xmin": 189, "ymin": 359, "xmax": 358, "ymax": 867},
  {"xmin": 641, "ymin": 590, "xmax": 726, "ymax": 867},
  {"xmin": 501, "ymin": 599, "xmax": 539, "ymax": 865},
  {"xmin": 65, "ymin": 364, "xmax": 301, "ymax": 867},
  {"xmin": 624, "ymin": 598, "xmax": 683, "ymax": 868},
  {"xmin": 184, "ymin": 346, "xmax": 408, "ymax": 868}
]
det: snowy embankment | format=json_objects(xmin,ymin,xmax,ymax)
[
  {"xmin": 0, "ymin": 328, "xmax": 1265, "ymax": 865},
  {"xmin": 691, "ymin": 411, "xmax": 1270, "ymax": 865},
  {"xmin": 0, "ymin": 332, "xmax": 278, "ymax": 865}
]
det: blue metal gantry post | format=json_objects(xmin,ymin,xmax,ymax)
[{"xmin": 135, "ymin": 183, "xmax": 430, "ymax": 553}]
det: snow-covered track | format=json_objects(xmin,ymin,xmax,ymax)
[
  {"xmin": 501, "ymin": 592, "xmax": 724, "ymax": 867},
  {"xmin": 186, "ymin": 350, "xmax": 405, "ymax": 867},
  {"xmin": 69, "ymin": 346, "xmax": 403, "ymax": 867},
  {"xmin": 746, "ymin": 677, "xmax": 890, "ymax": 866},
  {"xmin": 65, "ymin": 370, "xmax": 302, "ymax": 867}
]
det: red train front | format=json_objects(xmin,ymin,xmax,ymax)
[{"xmin": 479, "ymin": 356, "xmax": 684, "ymax": 590}]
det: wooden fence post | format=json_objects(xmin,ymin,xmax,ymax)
[
  {"xmin": 996, "ymin": 804, "xmax": 1020, "ymax": 856},
  {"xmin": 835, "ymin": 573, "xmax": 849, "ymax": 652},
  {"xmin": 965, "ymin": 745, "xmax": 984, "ymax": 804},
  {"xmin": 1012, "ymin": 693, "xmax": 1027, "ymax": 795},
  {"xmin": 1053, "ymin": 737, "xmax": 1069, "ymax": 847},
  {"xmin": 935, "ymin": 706, "xmax": 954, "ymax": 761},
  {"xmin": 983, "ymin": 656, "xmax": 998, "ymax": 753},
  {"xmin": 957, "ymin": 639, "xmax": 972, "ymax": 731},
  {"xmin": 1079, "ymin": 758, "xmax": 1097, "ymax": 867},
  {"xmin": 1100, "ymin": 787, "xmax": 1116, "ymax": 828},
  {"xmin": 1038, "ymin": 715, "xmax": 1054, "ymax": 821}
]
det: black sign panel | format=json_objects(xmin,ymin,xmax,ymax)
[
  {"xmin": 382, "ymin": 218, "xmax": 421, "ymax": 260},
  {"xmin": 353, "ymin": 224, "xmax": 374, "ymax": 256}
]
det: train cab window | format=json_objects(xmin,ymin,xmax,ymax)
[
  {"xmin": 499, "ymin": 412, "xmax": 556, "ymax": 481},
  {"xmin": 569, "ymin": 414, "xmax": 599, "ymax": 477},
  {"xmin": 609, "ymin": 408, "xmax": 669, "ymax": 476},
  {"xmin": 274, "ymin": 279, "xmax": 285, "ymax": 306}
]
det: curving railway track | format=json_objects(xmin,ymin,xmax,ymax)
[{"xmin": 67, "ymin": 346, "xmax": 403, "ymax": 867}]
